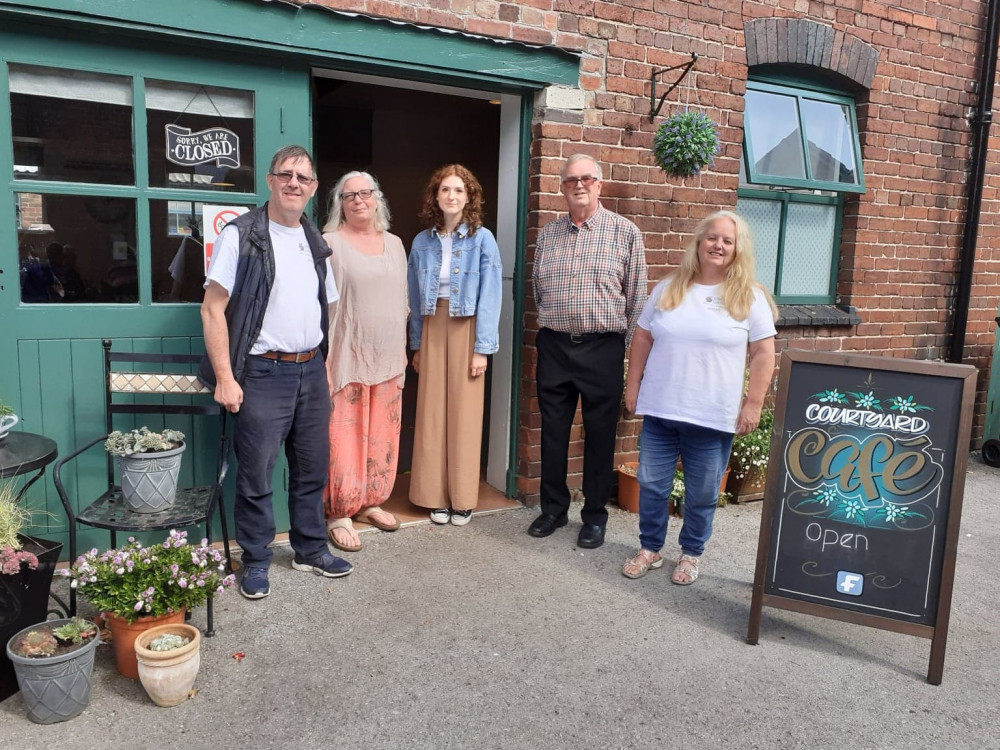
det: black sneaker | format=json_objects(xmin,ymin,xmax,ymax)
[
  {"xmin": 450, "ymin": 509, "xmax": 473, "ymax": 526},
  {"xmin": 239, "ymin": 566, "xmax": 270, "ymax": 599},
  {"xmin": 292, "ymin": 551, "xmax": 354, "ymax": 578}
]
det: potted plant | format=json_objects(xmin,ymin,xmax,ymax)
[
  {"xmin": 727, "ymin": 407, "xmax": 774, "ymax": 502},
  {"xmin": 5, "ymin": 617, "xmax": 100, "ymax": 724},
  {"xmin": 0, "ymin": 479, "xmax": 62, "ymax": 702},
  {"xmin": 104, "ymin": 426, "xmax": 186, "ymax": 513},
  {"xmin": 134, "ymin": 622, "xmax": 201, "ymax": 707},
  {"xmin": 60, "ymin": 529, "xmax": 235, "ymax": 678},
  {"xmin": 616, "ymin": 462, "xmax": 729, "ymax": 514},
  {"xmin": 0, "ymin": 397, "xmax": 17, "ymax": 441},
  {"xmin": 652, "ymin": 109, "xmax": 720, "ymax": 178},
  {"xmin": 667, "ymin": 467, "xmax": 730, "ymax": 517}
]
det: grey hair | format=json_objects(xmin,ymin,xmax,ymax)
[
  {"xmin": 268, "ymin": 145, "xmax": 314, "ymax": 176},
  {"xmin": 560, "ymin": 153, "xmax": 603, "ymax": 182},
  {"xmin": 323, "ymin": 171, "xmax": 392, "ymax": 233}
]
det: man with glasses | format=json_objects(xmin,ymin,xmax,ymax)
[
  {"xmin": 199, "ymin": 144, "xmax": 353, "ymax": 599},
  {"xmin": 528, "ymin": 153, "xmax": 648, "ymax": 549}
]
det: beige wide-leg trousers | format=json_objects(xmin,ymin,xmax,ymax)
[{"xmin": 409, "ymin": 299, "xmax": 484, "ymax": 511}]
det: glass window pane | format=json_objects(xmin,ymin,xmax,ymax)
[
  {"xmin": 146, "ymin": 80, "xmax": 255, "ymax": 191},
  {"xmin": 151, "ymin": 199, "xmax": 206, "ymax": 303},
  {"xmin": 16, "ymin": 193, "xmax": 137, "ymax": 303},
  {"xmin": 801, "ymin": 99, "xmax": 858, "ymax": 184},
  {"xmin": 10, "ymin": 64, "xmax": 134, "ymax": 184},
  {"xmin": 781, "ymin": 203, "xmax": 836, "ymax": 296},
  {"xmin": 745, "ymin": 90, "xmax": 805, "ymax": 180},
  {"xmin": 736, "ymin": 197, "xmax": 781, "ymax": 293}
]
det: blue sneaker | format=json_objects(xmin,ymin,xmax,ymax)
[
  {"xmin": 292, "ymin": 551, "xmax": 354, "ymax": 578},
  {"xmin": 239, "ymin": 566, "xmax": 270, "ymax": 599}
]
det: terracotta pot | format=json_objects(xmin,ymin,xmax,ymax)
[
  {"xmin": 616, "ymin": 462, "xmax": 640, "ymax": 513},
  {"xmin": 134, "ymin": 623, "xmax": 201, "ymax": 707},
  {"xmin": 103, "ymin": 609, "xmax": 186, "ymax": 679}
]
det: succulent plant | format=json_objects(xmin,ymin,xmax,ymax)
[
  {"xmin": 52, "ymin": 617, "xmax": 97, "ymax": 645},
  {"xmin": 15, "ymin": 629, "xmax": 58, "ymax": 658},
  {"xmin": 104, "ymin": 427, "xmax": 185, "ymax": 456},
  {"xmin": 149, "ymin": 632, "xmax": 191, "ymax": 651}
]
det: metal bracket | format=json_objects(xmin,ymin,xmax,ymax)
[{"xmin": 648, "ymin": 52, "xmax": 698, "ymax": 121}]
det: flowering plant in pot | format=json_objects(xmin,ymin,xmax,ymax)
[
  {"xmin": 726, "ymin": 407, "xmax": 774, "ymax": 502},
  {"xmin": 0, "ymin": 480, "xmax": 63, "ymax": 702},
  {"xmin": 104, "ymin": 426, "xmax": 186, "ymax": 513},
  {"xmin": 61, "ymin": 529, "xmax": 234, "ymax": 678},
  {"xmin": 652, "ymin": 109, "xmax": 720, "ymax": 178}
]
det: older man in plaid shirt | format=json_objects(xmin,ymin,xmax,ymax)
[{"xmin": 528, "ymin": 153, "xmax": 648, "ymax": 549}]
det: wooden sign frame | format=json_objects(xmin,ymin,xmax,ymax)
[{"xmin": 747, "ymin": 350, "xmax": 977, "ymax": 684}]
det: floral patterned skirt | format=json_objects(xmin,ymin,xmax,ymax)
[{"xmin": 324, "ymin": 375, "xmax": 404, "ymax": 519}]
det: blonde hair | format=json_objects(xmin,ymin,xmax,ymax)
[{"xmin": 657, "ymin": 210, "xmax": 778, "ymax": 322}]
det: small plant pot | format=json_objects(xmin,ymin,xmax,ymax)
[
  {"xmin": 616, "ymin": 462, "xmax": 640, "ymax": 513},
  {"xmin": 5, "ymin": 619, "xmax": 99, "ymax": 724},
  {"xmin": 104, "ymin": 609, "xmax": 187, "ymax": 679},
  {"xmin": 118, "ymin": 441, "xmax": 186, "ymax": 513},
  {"xmin": 135, "ymin": 623, "xmax": 201, "ymax": 707}
]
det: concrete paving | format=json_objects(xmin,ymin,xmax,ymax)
[{"xmin": 3, "ymin": 456, "xmax": 999, "ymax": 750}]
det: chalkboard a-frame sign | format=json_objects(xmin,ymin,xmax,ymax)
[{"xmin": 747, "ymin": 350, "xmax": 976, "ymax": 685}]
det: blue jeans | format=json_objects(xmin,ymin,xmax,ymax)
[
  {"xmin": 233, "ymin": 355, "xmax": 331, "ymax": 567},
  {"xmin": 637, "ymin": 416, "xmax": 733, "ymax": 557}
]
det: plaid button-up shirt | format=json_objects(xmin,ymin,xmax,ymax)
[{"xmin": 533, "ymin": 204, "xmax": 648, "ymax": 337}]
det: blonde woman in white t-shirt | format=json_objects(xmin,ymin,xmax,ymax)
[
  {"xmin": 320, "ymin": 171, "xmax": 408, "ymax": 552},
  {"xmin": 622, "ymin": 210, "xmax": 778, "ymax": 585}
]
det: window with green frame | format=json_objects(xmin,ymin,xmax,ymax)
[
  {"xmin": 737, "ymin": 78, "xmax": 865, "ymax": 305},
  {"xmin": 9, "ymin": 63, "xmax": 256, "ymax": 305}
]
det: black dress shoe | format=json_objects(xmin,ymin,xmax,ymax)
[
  {"xmin": 577, "ymin": 523, "xmax": 606, "ymax": 549},
  {"xmin": 528, "ymin": 512, "xmax": 569, "ymax": 538}
]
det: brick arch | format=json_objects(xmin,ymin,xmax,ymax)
[{"xmin": 744, "ymin": 18, "xmax": 878, "ymax": 90}]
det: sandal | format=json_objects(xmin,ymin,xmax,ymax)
[
  {"xmin": 327, "ymin": 518, "xmax": 362, "ymax": 552},
  {"xmin": 671, "ymin": 554, "xmax": 700, "ymax": 585},
  {"xmin": 622, "ymin": 549, "xmax": 663, "ymax": 579},
  {"xmin": 354, "ymin": 506, "xmax": 400, "ymax": 531}
]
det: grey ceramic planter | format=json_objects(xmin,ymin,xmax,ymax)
[
  {"xmin": 118, "ymin": 441, "xmax": 186, "ymax": 513},
  {"xmin": 6, "ymin": 619, "xmax": 100, "ymax": 724}
]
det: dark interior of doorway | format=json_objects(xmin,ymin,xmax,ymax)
[{"xmin": 313, "ymin": 76, "xmax": 501, "ymax": 474}]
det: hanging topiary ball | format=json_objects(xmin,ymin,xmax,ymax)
[{"xmin": 653, "ymin": 109, "xmax": 720, "ymax": 178}]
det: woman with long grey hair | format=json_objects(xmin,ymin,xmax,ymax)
[{"xmin": 320, "ymin": 170, "xmax": 407, "ymax": 552}]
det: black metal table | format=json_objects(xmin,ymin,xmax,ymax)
[{"xmin": 0, "ymin": 431, "xmax": 58, "ymax": 502}]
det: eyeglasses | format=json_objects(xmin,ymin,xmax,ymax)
[
  {"xmin": 270, "ymin": 171, "xmax": 316, "ymax": 186},
  {"xmin": 562, "ymin": 175, "xmax": 598, "ymax": 187},
  {"xmin": 341, "ymin": 189, "xmax": 375, "ymax": 202}
]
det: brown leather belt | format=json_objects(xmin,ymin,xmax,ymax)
[{"xmin": 258, "ymin": 348, "xmax": 319, "ymax": 363}]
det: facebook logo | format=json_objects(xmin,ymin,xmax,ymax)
[{"xmin": 836, "ymin": 571, "xmax": 864, "ymax": 596}]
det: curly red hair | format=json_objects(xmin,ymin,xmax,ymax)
[{"xmin": 418, "ymin": 164, "xmax": 485, "ymax": 233}]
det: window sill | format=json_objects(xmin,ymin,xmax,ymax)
[{"xmin": 776, "ymin": 304, "xmax": 860, "ymax": 328}]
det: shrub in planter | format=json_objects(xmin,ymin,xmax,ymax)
[{"xmin": 0, "ymin": 480, "xmax": 62, "ymax": 702}]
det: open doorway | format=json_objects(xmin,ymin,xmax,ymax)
[{"xmin": 311, "ymin": 70, "xmax": 516, "ymax": 507}]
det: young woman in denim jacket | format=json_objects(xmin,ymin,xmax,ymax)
[{"xmin": 407, "ymin": 164, "xmax": 502, "ymax": 526}]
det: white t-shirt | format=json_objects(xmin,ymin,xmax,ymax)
[
  {"xmin": 635, "ymin": 280, "xmax": 776, "ymax": 433},
  {"xmin": 205, "ymin": 221, "xmax": 339, "ymax": 355}
]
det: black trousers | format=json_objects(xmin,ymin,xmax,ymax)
[{"xmin": 536, "ymin": 327, "xmax": 625, "ymax": 526}]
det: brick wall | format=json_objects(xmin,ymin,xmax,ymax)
[{"xmin": 306, "ymin": 0, "xmax": 998, "ymax": 502}]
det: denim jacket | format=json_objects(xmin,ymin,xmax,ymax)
[{"xmin": 407, "ymin": 223, "xmax": 503, "ymax": 355}]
